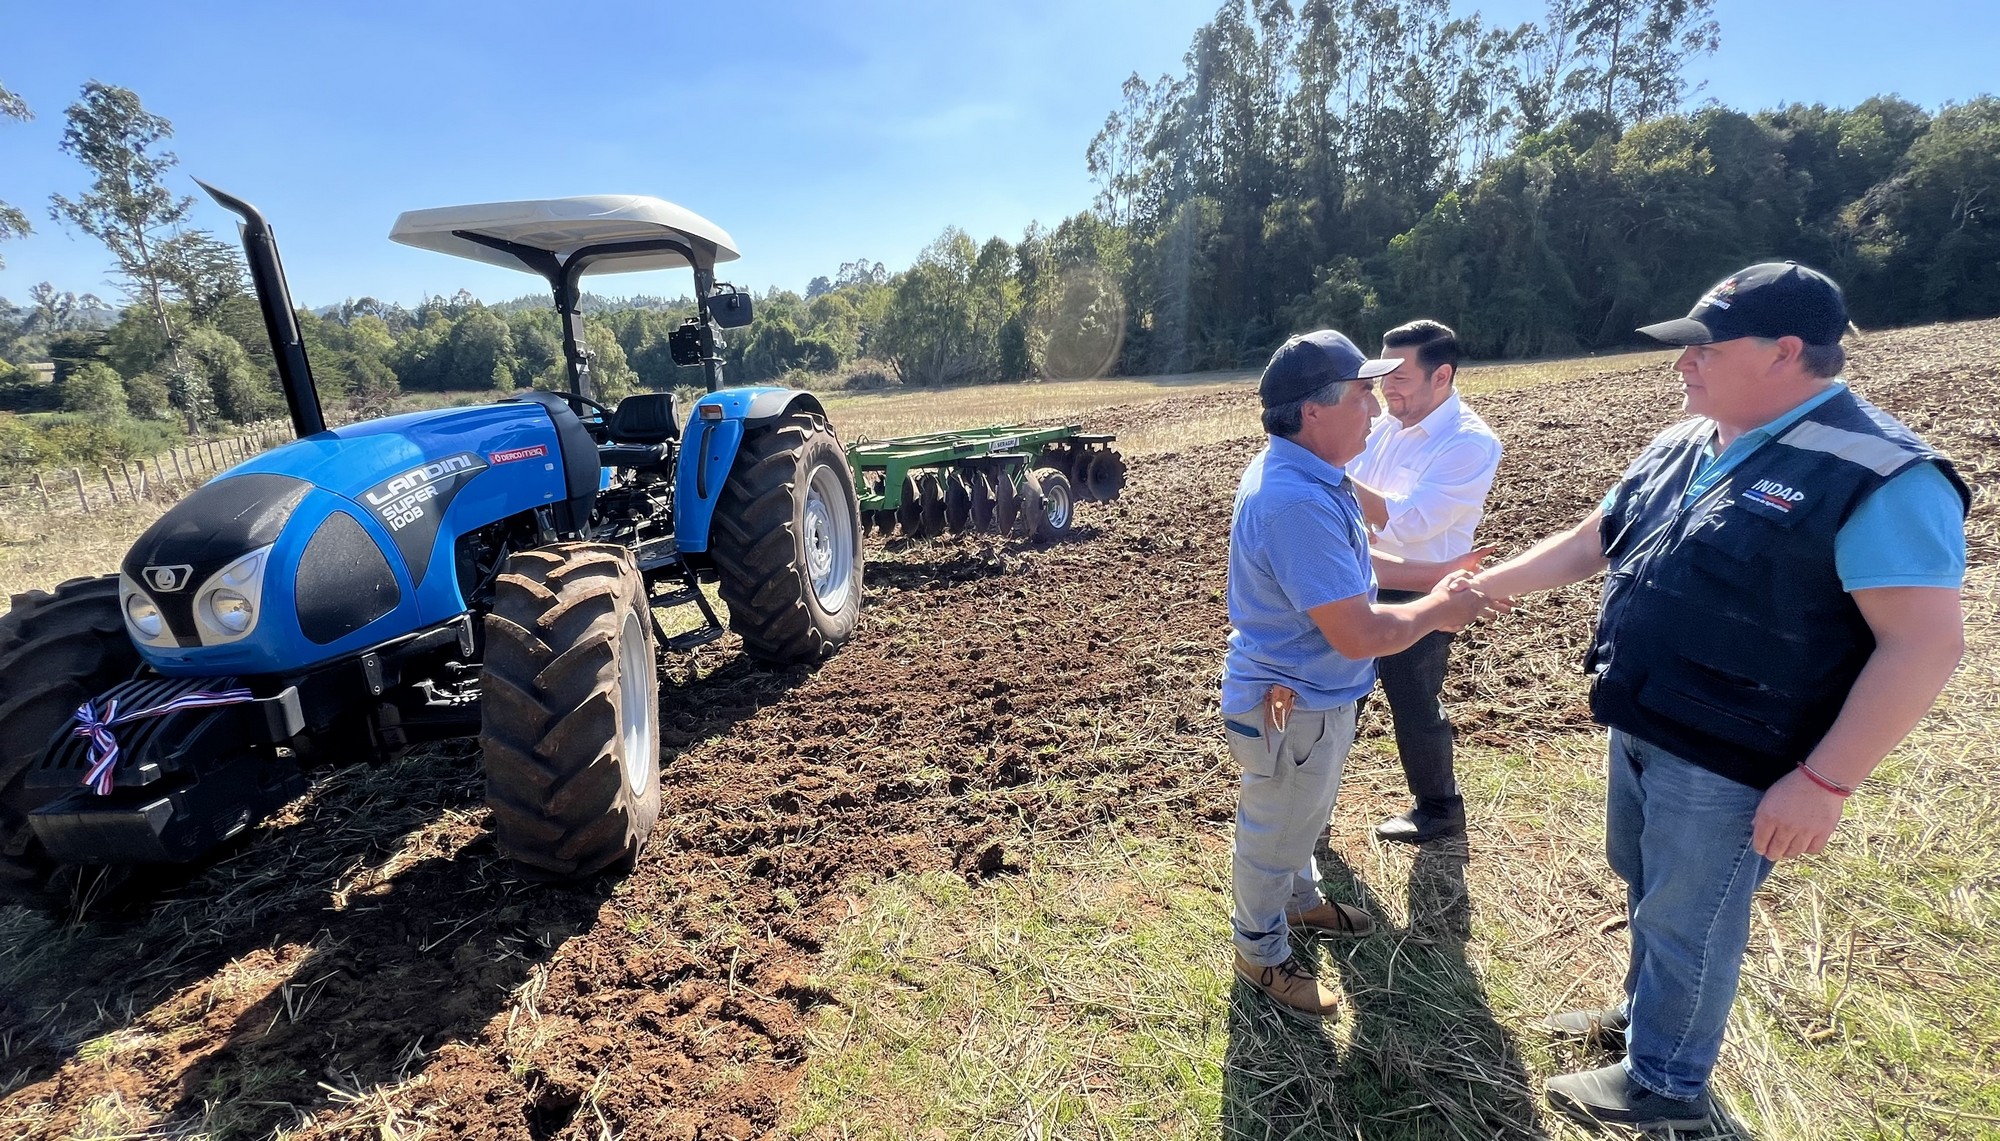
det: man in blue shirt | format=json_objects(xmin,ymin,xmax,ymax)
[
  {"xmin": 1470, "ymin": 263, "xmax": 1969, "ymax": 1131},
  {"xmin": 1224, "ymin": 330, "xmax": 1500, "ymax": 1018}
]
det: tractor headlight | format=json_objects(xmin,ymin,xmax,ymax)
[
  {"xmin": 193, "ymin": 546, "xmax": 271, "ymax": 645},
  {"xmin": 118, "ymin": 581, "xmax": 175, "ymax": 647},
  {"xmin": 126, "ymin": 593, "xmax": 164, "ymax": 638}
]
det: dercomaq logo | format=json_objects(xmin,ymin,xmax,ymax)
[{"xmin": 1745, "ymin": 478, "xmax": 1805, "ymax": 513}]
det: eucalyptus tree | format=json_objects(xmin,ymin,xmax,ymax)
[{"xmin": 0, "ymin": 82, "xmax": 31, "ymax": 266}]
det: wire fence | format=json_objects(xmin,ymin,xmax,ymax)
[{"xmin": 0, "ymin": 422, "xmax": 293, "ymax": 518}]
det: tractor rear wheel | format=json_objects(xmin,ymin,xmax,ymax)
[
  {"xmin": 0, "ymin": 576, "xmax": 142, "ymax": 904},
  {"xmin": 710, "ymin": 409, "xmax": 864, "ymax": 665},
  {"xmin": 480, "ymin": 544, "xmax": 661, "ymax": 881}
]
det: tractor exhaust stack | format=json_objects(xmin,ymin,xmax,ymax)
[{"xmin": 197, "ymin": 180, "xmax": 326, "ymax": 438}]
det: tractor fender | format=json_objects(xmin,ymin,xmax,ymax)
[{"xmin": 674, "ymin": 388, "xmax": 829, "ymax": 554}]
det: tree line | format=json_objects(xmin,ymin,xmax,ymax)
[{"xmin": 4, "ymin": 0, "xmax": 1998, "ymax": 477}]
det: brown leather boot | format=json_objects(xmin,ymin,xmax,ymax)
[
  {"xmin": 1233, "ymin": 951, "xmax": 1342, "ymax": 1018},
  {"xmin": 1286, "ymin": 900, "xmax": 1376, "ymax": 938}
]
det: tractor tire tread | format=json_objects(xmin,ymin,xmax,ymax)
[{"xmin": 479, "ymin": 543, "xmax": 659, "ymax": 882}]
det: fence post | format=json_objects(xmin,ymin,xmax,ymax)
[
  {"xmin": 101, "ymin": 466, "xmax": 118, "ymax": 505},
  {"xmin": 71, "ymin": 468, "xmax": 89, "ymax": 512},
  {"xmin": 32, "ymin": 472, "xmax": 49, "ymax": 512},
  {"xmin": 153, "ymin": 456, "xmax": 167, "ymax": 491},
  {"xmin": 122, "ymin": 464, "xmax": 138, "ymax": 500}
]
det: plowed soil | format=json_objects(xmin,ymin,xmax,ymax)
[{"xmin": 4, "ymin": 319, "xmax": 1994, "ymax": 1140}]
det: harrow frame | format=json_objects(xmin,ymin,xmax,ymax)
[{"xmin": 845, "ymin": 424, "xmax": 1125, "ymax": 540}]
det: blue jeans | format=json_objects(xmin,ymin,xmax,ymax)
[{"xmin": 1607, "ymin": 728, "xmax": 1775, "ymax": 1102}]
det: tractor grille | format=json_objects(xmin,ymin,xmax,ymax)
[{"xmin": 31, "ymin": 675, "xmax": 246, "ymax": 793}]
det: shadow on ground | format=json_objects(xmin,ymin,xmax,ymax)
[
  {"xmin": 0, "ymin": 649, "xmax": 816, "ymax": 1139},
  {"xmin": 1219, "ymin": 841, "xmax": 1546, "ymax": 1140}
]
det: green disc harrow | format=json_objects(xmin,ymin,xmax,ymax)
[{"xmin": 846, "ymin": 425, "xmax": 1126, "ymax": 541}]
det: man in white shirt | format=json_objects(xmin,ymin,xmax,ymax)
[{"xmin": 1348, "ymin": 321, "xmax": 1505, "ymax": 844}]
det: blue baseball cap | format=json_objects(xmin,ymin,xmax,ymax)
[
  {"xmin": 1259, "ymin": 329, "xmax": 1399, "ymax": 408},
  {"xmin": 1638, "ymin": 261, "xmax": 1849, "ymax": 347}
]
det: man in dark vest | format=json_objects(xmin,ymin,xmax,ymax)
[{"xmin": 1468, "ymin": 262, "xmax": 1969, "ymax": 1131}]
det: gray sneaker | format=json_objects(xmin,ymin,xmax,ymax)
[{"xmin": 1546, "ymin": 1062, "xmax": 1711, "ymax": 1132}]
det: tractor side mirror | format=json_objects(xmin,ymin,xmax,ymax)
[{"xmin": 708, "ymin": 285, "xmax": 753, "ymax": 329}]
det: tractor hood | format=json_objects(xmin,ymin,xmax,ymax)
[{"xmin": 122, "ymin": 402, "xmax": 571, "ymax": 677}]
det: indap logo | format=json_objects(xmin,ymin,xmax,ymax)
[
  {"xmin": 1745, "ymin": 478, "xmax": 1806, "ymax": 512},
  {"xmin": 1701, "ymin": 277, "xmax": 1740, "ymax": 311},
  {"xmin": 365, "ymin": 454, "xmax": 479, "ymax": 507}
]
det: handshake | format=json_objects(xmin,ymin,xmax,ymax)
[
  {"xmin": 1426, "ymin": 544, "xmax": 1512, "ymax": 633},
  {"xmin": 1431, "ymin": 568, "xmax": 1511, "ymax": 632}
]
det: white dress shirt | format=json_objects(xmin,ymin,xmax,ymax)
[{"xmin": 1349, "ymin": 390, "xmax": 1503, "ymax": 562}]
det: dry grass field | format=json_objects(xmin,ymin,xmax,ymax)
[{"xmin": 0, "ymin": 329, "xmax": 1992, "ymax": 1141}]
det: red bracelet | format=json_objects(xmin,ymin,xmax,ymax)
[{"xmin": 1796, "ymin": 762, "xmax": 1854, "ymax": 798}]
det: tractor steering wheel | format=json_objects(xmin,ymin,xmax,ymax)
[{"xmin": 549, "ymin": 391, "xmax": 610, "ymax": 419}]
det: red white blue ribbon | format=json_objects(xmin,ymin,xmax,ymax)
[{"xmin": 72, "ymin": 688, "xmax": 256, "ymax": 795}]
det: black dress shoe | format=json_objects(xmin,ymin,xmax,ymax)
[
  {"xmin": 1541, "ymin": 1003, "xmax": 1630, "ymax": 1050},
  {"xmin": 1373, "ymin": 806, "xmax": 1466, "ymax": 844},
  {"xmin": 1546, "ymin": 1062, "xmax": 1711, "ymax": 1132}
]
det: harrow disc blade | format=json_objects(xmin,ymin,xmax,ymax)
[
  {"xmin": 993, "ymin": 471, "xmax": 1020, "ymax": 535},
  {"xmin": 968, "ymin": 470, "xmax": 996, "ymax": 532},
  {"xmin": 914, "ymin": 471, "xmax": 946, "ymax": 538},
  {"xmin": 1014, "ymin": 469, "xmax": 1045, "ymax": 538},
  {"xmin": 1085, "ymin": 449, "xmax": 1127, "ymax": 502},
  {"xmin": 944, "ymin": 470, "xmax": 973, "ymax": 533},
  {"xmin": 896, "ymin": 476, "xmax": 923, "ymax": 536}
]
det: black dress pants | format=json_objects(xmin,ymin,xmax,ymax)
[{"xmin": 1373, "ymin": 588, "xmax": 1460, "ymax": 815}]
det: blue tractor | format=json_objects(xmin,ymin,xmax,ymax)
[{"xmin": 0, "ymin": 186, "xmax": 865, "ymax": 902}]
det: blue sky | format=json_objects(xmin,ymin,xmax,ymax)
[{"xmin": 2, "ymin": 0, "xmax": 1995, "ymax": 309}]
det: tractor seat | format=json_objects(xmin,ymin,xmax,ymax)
[{"xmin": 607, "ymin": 392, "xmax": 680, "ymax": 444}]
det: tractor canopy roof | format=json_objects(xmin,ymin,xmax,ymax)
[{"xmin": 388, "ymin": 195, "xmax": 740, "ymax": 275}]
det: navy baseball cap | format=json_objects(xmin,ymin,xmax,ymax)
[
  {"xmin": 1259, "ymin": 329, "xmax": 1399, "ymax": 407},
  {"xmin": 1637, "ymin": 261, "xmax": 1849, "ymax": 347}
]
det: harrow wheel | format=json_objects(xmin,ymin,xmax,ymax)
[
  {"xmin": 0, "ymin": 575, "xmax": 143, "ymax": 906},
  {"xmin": 992, "ymin": 470, "xmax": 1021, "ymax": 535},
  {"xmin": 1086, "ymin": 449, "xmax": 1128, "ymax": 502},
  {"xmin": 1040, "ymin": 443, "xmax": 1075, "ymax": 488},
  {"xmin": 1027, "ymin": 466, "xmax": 1075, "ymax": 541},
  {"xmin": 916, "ymin": 471, "xmax": 946, "ymax": 538},
  {"xmin": 944, "ymin": 471, "xmax": 973, "ymax": 533},
  {"xmin": 968, "ymin": 470, "xmax": 995, "ymax": 532},
  {"xmin": 482, "ymin": 544, "xmax": 662, "ymax": 881}
]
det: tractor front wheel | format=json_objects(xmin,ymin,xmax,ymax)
[
  {"xmin": 0, "ymin": 576, "xmax": 141, "ymax": 904},
  {"xmin": 480, "ymin": 544, "xmax": 662, "ymax": 881},
  {"xmin": 710, "ymin": 409, "xmax": 864, "ymax": 665}
]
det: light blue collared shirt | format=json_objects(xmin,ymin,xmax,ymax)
[{"xmin": 1222, "ymin": 437, "xmax": 1378, "ymax": 714}]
